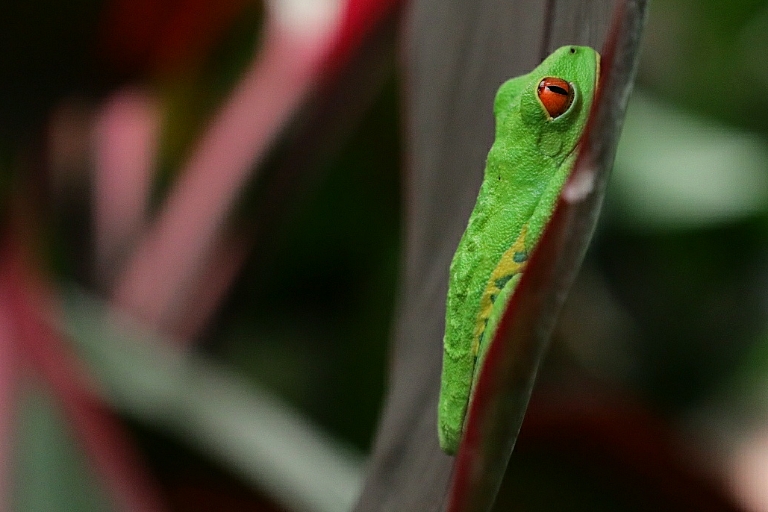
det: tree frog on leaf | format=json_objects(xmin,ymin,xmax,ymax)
[{"xmin": 438, "ymin": 45, "xmax": 600, "ymax": 455}]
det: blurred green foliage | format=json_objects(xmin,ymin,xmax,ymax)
[
  {"xmin": 639, "ymin": 0, "xmax": 768, "ymax": 131},
  {"xmin": 16, "ymin": 383, "xmax": 112, "ymax": 512},
  {"xmin": 590, "ymin": 0, "xmax": 768, "ymax": 412}
]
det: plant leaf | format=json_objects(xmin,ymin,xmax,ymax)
[
  {"xmin": 355, "ymin": 0, "xmax": 645, "ymax": 509},
  {"xmin": 449, "ymin": 1, "xmax": 648, "ymax": 509}
]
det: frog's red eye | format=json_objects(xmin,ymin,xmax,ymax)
[{"xmin": 537, "ymin": 77, "xmax": 574, "ymax": 118}]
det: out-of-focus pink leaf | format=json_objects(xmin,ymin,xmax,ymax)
[
  {"xmin": 111, "ymin": 0, "xmax": 404, "ymax": 341},
  {"xmin": 730, "ymin": 430, "xmax": 768, "ymax": 512},
  {"xmin": 166, "ymin": 235, "xmax": 250, "ymax": 339},
  {"xmin": 111, "ymin": 17, "xmax": 336, "ymax": 336},
  {"xmin": 92, "ymin": 88, "xmax": 159, "ymax": 289},
  {"xmin": 448, "ymin": 1, "xmax": 648, "ymax": 510}
]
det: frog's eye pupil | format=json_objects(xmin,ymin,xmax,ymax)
[
  {"xmin": 537, "ymin": 77, "xmax": 574, "ymax": 118},
  {"xmin": 546, "ymin": 85, "xmax": 568, "ymax": 96}
]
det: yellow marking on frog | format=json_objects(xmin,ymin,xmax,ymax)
[{"xmin": 471, "ymin": 225, "xmax": 529, "ymax": 355}]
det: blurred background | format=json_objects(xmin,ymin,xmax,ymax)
[{"xmin": 2, "ymin": 0, "xmax": 768, "ymax": 510}]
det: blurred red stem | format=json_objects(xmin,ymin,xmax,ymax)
[
  {"xmin": 0, "ymin": 278, "xmax": 19, "ymax": 512},
  {"xmin": 1, "ymin": 238, "xmax": 167, "ymax": 512}
]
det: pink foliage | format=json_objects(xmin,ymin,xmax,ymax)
[
  {"xmin": 111, "ymin": 20, "xmax": 333, "ymax": 337},
  {"xmin": 106, "ymin": 0, "xmax": 403, "ymax": 341},
  {"xmin": 3, "ymin": 0, "xmax": 403, "ymax": 508},
  {"xmin": 93, "ymin": 89, "xmax": 159, "ymax": 288}
]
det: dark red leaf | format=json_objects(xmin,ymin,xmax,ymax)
[{"xmin": 449, "ymin": 1, "xmax": 648, "ymax": 510}]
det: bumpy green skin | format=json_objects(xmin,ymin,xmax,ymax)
[{"xmin": 438, "ymin": 46, "xmax": 599, "ymax": 455}]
